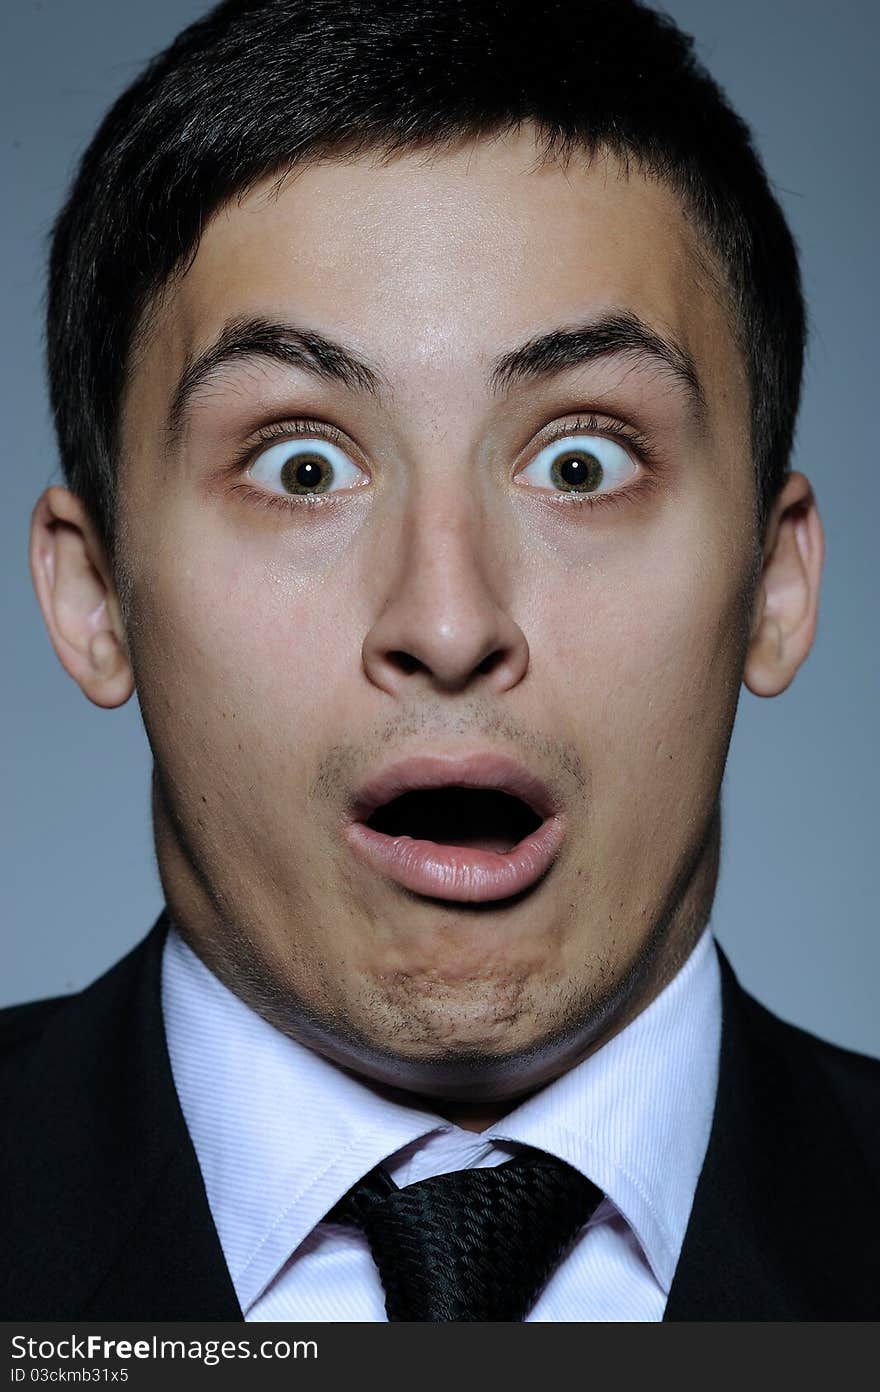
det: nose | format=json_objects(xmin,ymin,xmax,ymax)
[{"xmin": 361, "ymin": 489, "xmax": 529, "ymax": 698}]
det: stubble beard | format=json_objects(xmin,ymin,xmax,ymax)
[{"xmin": 152, "ymin": 760, "xmax": 722, "ymax": 1108}]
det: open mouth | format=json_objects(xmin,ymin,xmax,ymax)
[
  {"xmin": 345, "ymin": 765, "xmax": 565, "ymax": 903},
  {"xmin": 364, "ymin": 785, "xmax": 544, "ymax": 854}
]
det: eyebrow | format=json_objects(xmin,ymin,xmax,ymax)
[{"xmin": 166, "ymin": 309, "xmax": 706, "ymax": 445}]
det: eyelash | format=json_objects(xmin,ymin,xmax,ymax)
[{"xmin": 225, "ymin": 413, "xmax": 659, "ymax": 517}]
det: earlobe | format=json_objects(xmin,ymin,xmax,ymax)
[
  {"xmin": 29, "ymin": 485, "xmax": 135, "ymax": 709},
  {"xmin": 743, "ymin": 471, "xmax": 825, "ymax": 698}
]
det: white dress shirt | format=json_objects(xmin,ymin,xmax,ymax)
[{"xmin": 161, "ymin": 922, "xmax": 721, "ymax": 1321}]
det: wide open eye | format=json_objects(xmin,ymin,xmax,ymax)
[
  {"xmin": 247, "ymin": 436, "xmax": 367, "ymax": 497},
  {"xmin": 518, "ymin": 432, "xmax": 638, "ymax": 497}
]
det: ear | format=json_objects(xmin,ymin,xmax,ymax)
[
  {"xmin": 743, "ymin": 470, "xmax": 825, "ymax": 698},
  {"xmin": 29, "ymin": 485, "xmax": 135, "ymax": 709}
]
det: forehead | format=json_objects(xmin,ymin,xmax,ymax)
[{"xmin": 137, "ymin": 129, "xmax": 744, "ymax": 431}]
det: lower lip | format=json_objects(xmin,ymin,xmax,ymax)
[{"xmin": 344, "ymin": 815, "xmax": 566, "ymax": 902}]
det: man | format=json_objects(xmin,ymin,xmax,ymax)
[{"xmin": 3, "ymin": 0, "xmax": 878, "ymax": 1321}]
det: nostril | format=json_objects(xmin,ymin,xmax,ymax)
[
  {"xmin": 388, "ymin": 650, "xmax": 423, "ymax": 674},
  {"xmin": 385, "ymin": 649, "xmax": 502, "ymax": 677},
  {"xmin": 476, "ymin": 650, "xmax": 502, "ymax": 676}
]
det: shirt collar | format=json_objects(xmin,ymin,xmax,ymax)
[
  {"xmin": 482, "ymin": 929, "xmax": 721, "ymax": 1290},
  {"xmin": 162, "ymin": 923, "xmax": 720, "ymax": 1307}
]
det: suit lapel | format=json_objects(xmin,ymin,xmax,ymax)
[
  {"xmin": 664, "ymin": 945, "xmax": 880, "ymax": 1320},
  {"xmin": 1, "ymin": 910, "xmax": 241, "ymax": 1320}
]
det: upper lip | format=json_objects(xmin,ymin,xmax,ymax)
[{"xmin": 347, "ymin": 751, "xmax": 560, "ymax": 825}]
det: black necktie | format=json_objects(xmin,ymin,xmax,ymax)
[{"xmin": 325, "ymin": 1148, "xmax": 603, "ymax": 1321}]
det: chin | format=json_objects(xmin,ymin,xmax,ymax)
[
  {"xmin": 334, "ymin": 1024, "xmax": 588, "ymax": 1106},
  {"xmin": 301, "ymin": 981, "xmax": 601, "ymax": 1105},
  {"xmin": 183, "ymin": 913, "xmax": 602, "ymax": 1098}
]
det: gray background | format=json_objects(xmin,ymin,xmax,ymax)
[{"xmin": 3, "ymin": 1, "xmax": 877, "ymax": 1054}]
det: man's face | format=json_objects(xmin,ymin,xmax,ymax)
[{"xmin": 117, "ymin": 129, "xmax": 755, "ymax": 1103}]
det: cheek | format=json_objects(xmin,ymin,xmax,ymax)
[
  {"xmin": 125, "ymin": 523, "xmax": 363, "ymax": 857},
  {"xmin": 535, "ymin": 513, "xmax": 751, "ymax": 853},
  {"xmin": 132, "ymin": 512, "xmax": 359, "ymax": 701}
]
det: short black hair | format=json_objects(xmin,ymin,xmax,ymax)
[{"xmin": 47, "ymin": 0, "xmax": 805, "ymax": 564}]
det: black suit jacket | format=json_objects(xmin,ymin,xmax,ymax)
[{"xmin": 2, "ymin": 909, "xmax": 879, "ymax": 1321}]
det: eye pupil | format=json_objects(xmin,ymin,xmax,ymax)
[
  {"xmin": 280, "ymin": 453, "xmax": 329, "ymax": 493},
  {"xmin": 553, "ymin": 451, "xmax": 603, "ymax": 492}
]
